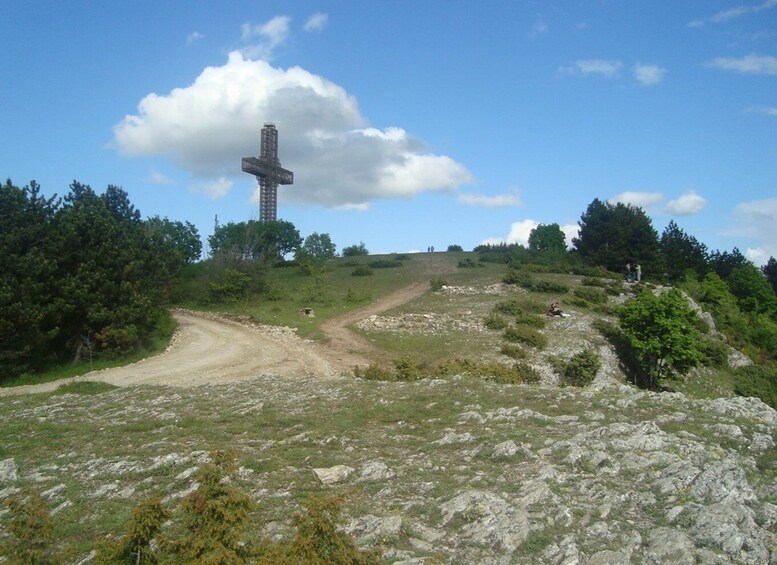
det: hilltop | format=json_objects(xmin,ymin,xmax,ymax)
[{"xmin": 1, "ymin": 251, "xmax": 776, "ymax": 563}]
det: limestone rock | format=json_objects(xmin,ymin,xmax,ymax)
[
  {"xmin": 313, "ymin": 464, "xmax": 354, "ymax": 485},
  {"xmin": 0, "ymin": 458, "xmax": 18, "ymax": 483}
]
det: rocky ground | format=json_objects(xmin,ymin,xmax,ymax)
[{"xmin": 1, "ymin": 281, "xmax": 776, "ymax": 563}]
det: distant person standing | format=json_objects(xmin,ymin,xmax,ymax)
[{"xmin": 636, "ymin": 263, "xmax": 642, "ymax": 282}]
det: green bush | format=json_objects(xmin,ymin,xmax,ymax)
[
  {"xmin": 732, "ymin": 365, "xmax": 777, "ymax": 409},
  {"xmin": 430, "ymin": 277, "xmax": 448, "ymax": 291},
  {"xmin": 393, "ymin": 357, "xmax": 425, "ymax": 381},
  {"xmin": 699, "ymin": 338, "xmax": 729, "ymax": 368},
  {"xmin": 561, "ymin": 350, "xmax": 601, "ymax": 387},
  {"xmin": 458, "ymin": 258, "xmax": 478, "ymax": 268},
  {"xmin": 1, "ymin": 490, "xmax": 53, "ymax": 564},
  {"xmin": 484, "ymin": 312, "xmax": 508, "ymax": 330},
  {"xmin": 503, "ymin": 268, "xmax": 533, "ymax": 288},
  {"xmin": 353, "ymin": 363, "xmax": 396, "ymax": 381},
  {"xmin": 500, "ymin": 344, "xmax": 527, "ymax": 360},
  {"xmin": 369, "ymin": 259, "xmax": 403, "ymax": 269},
  {"xmin": 351, "ymin": 266, "xmax": 374, "ymax": 277},
  {"xmin": 530, "ymin": 279, "xmax": 569, "ymax": 294},
  {"xmin": 572, "ymin": 286, "xmax": 608, "ymax": 305},
  {"xmin": 503, "ymin": 325, "xmax": 548, "ymax": 349},
  {"xmin": 514, "ymin": 312, "xmax": 547, "ymax": 329},
  {"xmin": 494, "ymin": 299, "xmax": 525, "ymax": 316},
  {"xmin": 447, "ymin": 244, "xmax": 464, "ymax": 252}
]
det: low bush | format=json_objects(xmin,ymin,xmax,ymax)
[
  {"xmin": 530, "ymin": 279, "xmax": 569, "ymax": 294},
  {"xmin": 430, "ymin": 277, "xmax": 448, "ymax": 291},
  {"xmin": 699, "ymin": 338, "xmax": 729, "ymax": 368},
  {"xmin": 484, "ymin": 312, "xmax": 508, "ymax": 330},
  {"xmin": 458, "ymin": 258, "xmax": 478, "ymax": 268},
  {"xmin": 353, "ymin": 363, "xmax": 396, "ymax": 381},
  {"xmin": 369, "ymin": 259, "xmax": 403, "ymax": 269},
  {"xmin": 393, "ymin": 357, "xmax": 425, "ymax": 381},
  {"xmin": 503, "ymin": 268, "xmax": 533, "ymax": 288},
  {"xmin": 351, "ymin": 266, "xmax": 374, "ymax": 277},
  {"xmin": 1, "ymin": 489, "xmax": 53, "ymax": 564},
  {"xmin": 561, "ymin": 349, "xmax": 601, "ymax": 387},
  {"xmin": 494, "ymin": 299, "xmax": 526, "ymax": 316},
  {"xmin": 514, "ymin": 312, "xmax": 547, "ymax": 329},
  {"xmin": 500, "ymin": 344, "xmax": 527, "ymax": 360},
  {"xmin": 732, "ymin": 365, "xmax": 777, "ymax": 409},
  {"xmin": 503, "ymin": 325, "xmax": 547, "ymax": 349},
  {"xmin": 573, "ymin": 286, "xmax": 608, "ymax": 305}
]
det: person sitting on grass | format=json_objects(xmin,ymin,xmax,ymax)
[{"xmin": 548, "ymin": 301, "xmax": 563, "ymax": 317}]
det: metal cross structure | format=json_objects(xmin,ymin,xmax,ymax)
[{"xmin": 241, "ymin": 123, "xmax": 294, "ymax": 222}]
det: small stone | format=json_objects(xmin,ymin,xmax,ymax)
[{"xmin": 0, "ymin": 458, "xmax": 18, "ymax": 483}]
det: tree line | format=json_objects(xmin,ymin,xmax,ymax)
[{"xmin": 0, "ymin": 180, "xmax": 201, "ymax": 381}]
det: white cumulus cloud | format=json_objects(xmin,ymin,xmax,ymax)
[
  {"xmin": 608, "ymin": 191, "xmax": 664, "ymax": 211},
  {"xmin": 633, "ymin": 63, "xmax": 666, "ymax": 86},
  {"xmin": 707, "ymin": 54, "xmax": 777, "ymax": 75},
  {"xmin": 113, "ymin": 51, "xmax": 472, "ymax": 208},
  {"xmin": 484, "ymin": 220, "xmax": 579, "ymax": 249},
  {"xmin": 191, "ymin": 177, "xmax": 233, "ymax": 199},
  {"xmin": 458, "ymin": 190, "xmax": 522, "ymax": 208},
  {"xmin": 560, "ymin": 59, "xmax": 623, "ymax": 78},
  {"xmin": 304, "ymin": 13, "xmax": 328, "ymax": 32},
  {"xmin": 730, "ymin": 197, "xmax": 777, "ymax": 264},
  {"xmin": 239, "ymin": 16, "xmax": 291, "ymax": 60},
  {"xmin": 666, "ymin": 191, "xmax": 707, "ymax": 216}
]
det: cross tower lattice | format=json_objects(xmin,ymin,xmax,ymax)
[{"xmin": 241, "ymin": 123, "xmax": 294, "ymax": 222}]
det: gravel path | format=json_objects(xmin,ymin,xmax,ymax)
[{"xmin": 0, "ymin": 283, "xmax": 428, "ymax": 396}]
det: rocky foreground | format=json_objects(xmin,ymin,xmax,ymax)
[{"xmin": 1, "ymin": 373, "xmax": 776, "ymax": 564}]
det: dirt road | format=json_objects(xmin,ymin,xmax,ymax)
[{"xmin": 0, "ymin": 283, "xmax": 428, "ymax": 396}]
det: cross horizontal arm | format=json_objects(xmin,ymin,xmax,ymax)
[{"xmin": 241, "ymin": 157, "xmax": 294, "ymax": 185}]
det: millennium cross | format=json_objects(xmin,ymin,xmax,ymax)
[{"xmin": 241, "ymin": 123, "xmax": 294, "ymax": 222}]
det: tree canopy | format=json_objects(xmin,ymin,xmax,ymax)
[
  {"xmin": 659, "ymin": 220, "xmax": 709, "ymax": 282},
  {"xmin": 0, "ymin": 179, "xmax": 198, "ymax": 380},
  {"xmin": 208, "ymin": 220, "xmax": 301, "ymax": 263},
  {"xmin": 618, "ymin": 289, "xmax": 701, "ymax": 390},
  {"xmin": 301, "ymin": 232, "xmax": 336, "ymax": 260},
  {"xmin": 573, "ymin": 198, "xmax": 663, "ymax": 277},
  {"xmin": 528, "ymin": 223, "xmax": 566, "ymax": 252}
]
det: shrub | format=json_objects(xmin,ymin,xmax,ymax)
[
  {"xmin": 514, "ymin": 312, "xmax": 547, "ymax": 329},
  {"xmin": 458, "ymin": 258, "xmax": 478, "ymax": 268},
  {"xmin": 447, "ymin": 244, "xmax": 464, "ymax": 252},
  {"xmin": 430, "ymin": 277, "xmax": 448, "ymax": 291},
  {"xmin": 503, "ymin": 268, "xmax": 533, "ymax": 288},
  {"xmin": 500, "ymin": 344, "xmax": 527, "ymax": 360},
  {"xmin": 369, "ymin": 259, "xmax": 403, "ymax": 269},
  {"xmin": 573, "ymin": 286, "xmax": 608, "ymax": 305},
  {"xmin": 1, "ymin": 490, "xmax": 53, "ymax": 564},
  {"xmin": 699, "ymin": 338, "xmax": 729, "ymax": 368},
  {"xmin": 96, "ymin": 496, "xmax": 169, "ymax": 563},
  {"xmin": 517, "ymin": 362, "xmax": 542, "ymax": 384},
  {"xmin": 494, "ymin": 299, "xmax": 525, "ymax": 316},
  {"xmin": 732, "ymin": 365, "xmax": 777, "ymax": 409},
  {"xmin": 279, "ymin": 496, "xmax": 382, "ymax": 564},
  {"xmin": 353, "ymin": 363, "xmax": 396, "ymax": 381},
  {"xmin": 530, "ymin": 279, "xmax": 569, "ymax": 294},
  {"xmin": 561, "ymin": 350, "xmax": 601, "ymax": 387},
  {"xmin": 393, "ymin": 357, "xmax": 425, "ymax": 381},
  {"xmin": 484, "ymin": 312, "xmax": 508, "ymax": 330},
  {"xmin": 351, "ymin": 266, "xmax": 374, "ymax": 277},
  {"xmin": 503, "ymin": 325, "xmax": 547, "ymax": 349},
  {"xmin": 341, "ymin": 242, "xmax": 369, "ymax": 257}
]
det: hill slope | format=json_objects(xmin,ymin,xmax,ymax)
[{"xmin": 1, "ymin": 252, "xmax": 775, "ymax": 563}]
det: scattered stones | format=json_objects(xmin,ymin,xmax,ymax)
[{"xmin": 0, "ymin": 458, "xmax": 18, "ymax": 483}]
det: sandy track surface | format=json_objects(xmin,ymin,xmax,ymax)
[{"xmin": 0, "ymin": 283, "xmax": 428, "ymax": 396}]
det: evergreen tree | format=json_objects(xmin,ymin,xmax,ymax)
[
  {"xmin": 761, "ymin": 256, "xmax": 777, "ymax": 295},
  {"xmin": 573, "ymin": 198, "xmax": 663, "ymax": 276},
  {"xmin": 659, "ymin": 220, "xmax": 709, "ymax": 281},
  {"xmin": 708, "ymin": 247, "xmax": 749, "ymax": 279}
]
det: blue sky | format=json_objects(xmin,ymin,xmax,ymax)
[{"xmin": 2, "ymin": 1, "xmax": 776, "ymax": 263}]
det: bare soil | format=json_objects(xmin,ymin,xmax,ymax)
[{"xmin": 0, "ymin": 283, "xmax": 429, "ymax": 396}]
